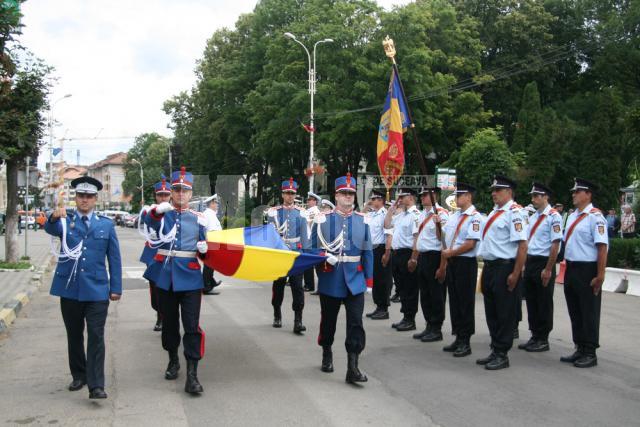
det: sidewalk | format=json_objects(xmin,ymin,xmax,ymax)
[{"xmin": 0, "ymin": 229, "xmax": 53, "ymax": 333}]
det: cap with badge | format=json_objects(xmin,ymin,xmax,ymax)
[
  {"xmin": 203, "ymin": 194, "xmax": 218, "ymax": 204},
  {"xmin": 281, "ymin": 177, "xmax": 298, "ymax": 193},
  {"xmin": 454, "ymin": 182, "xmax": 476, "ymax": 195},
  {"xmin": 418, "ymin": 186, "xmax": 441, "ymax": 195},
  {"xmin": 335, "ymin": 173, "xmax": 357, "ymax": 193},
  {"xmin": 154, "ymin": 176, "xmax": 171, "ymax": 194},
  {"xmin": 71, "ymin": 176, "xmax": 103, "ymax": 194},
  {"xmin": 369, "ymin": 189, "xmax": 385, "ymax": 200},
  {"xmin": 570, "ymin": 177, "xmax": 599, "ymax": 193},
  {"xmin": 321, "ymin": 199, "xmax": 335, "ymax": 210},
  {"xmin": 529, "ymin": 182, "xmax": 553, "ymax": 196},
  {"xmin": 397, "ymin": 188, "xmax": 417, "ymax": 197},
  {"xmin": 490, "ymin": 175, "xmax": 517, "ymax": 190},
  {"xmin": 171, "ymin": 167, "xmax": 193, "ymax": 189},
  {"xmin": 307, "ymin": 191, "xmax": 321, "ymax": 202}
]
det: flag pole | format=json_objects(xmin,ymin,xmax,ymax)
[{"xmin": 383, "ymin": 35, "xmax": 445, "ymax": 247}]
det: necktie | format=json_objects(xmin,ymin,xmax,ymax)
[{"xmin": 82, "ymin": 215, "xmax": 89, "ymax": 229}]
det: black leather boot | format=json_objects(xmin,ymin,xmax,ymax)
[
  {"xmin": 345, "ymin": 353, "xmax": 368, "ymax": 384},
  {"xmin": 421, "ymin": 329, "xmax": 443, "ymax": 343},
  {"xmin": 272, "ymin": 307, "xmax": 282, "ymax": 328},
  {"xmin": 165, "ymin": 350, "xmax": 180, "ymax": 380},
  {"xmin": 293, "ymin": 310, "xmax": 306, "ymax": 334},
  {"xmin": 453, "ymin": 338, "xmax": 472, "ymax": 357},
  {"xmin": 154, "ymin": 313, "xmax": 162, "ymax": 332},
  {"xmin": 413, "ymin": 327, "xmax": 430, "ymax": 340},
  {"xmin": 560, "ymin": 347, "xmax": 583, "ymax": 363},
  {"xmin": 321, "ymin": 346, "xmax": 334, "ymax": 373},
  {"xmin": 185, "ymin": 360, "xmax": 204, "ymax": 394},
  {"xmin": 485, "ymin": 352, "xmax": 509, "ymax": 370},
  {"xmin": 443, "ymin": 338, "xmax": 460, "ymax": 352}
]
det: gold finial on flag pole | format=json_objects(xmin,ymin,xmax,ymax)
[{"xmin": 382, "ymin": 35, "xmax": 396, "ymax": 64}]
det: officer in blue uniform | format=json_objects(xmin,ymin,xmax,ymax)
[
  {"xmin": 45, "ymin": 176, "xmax": 122, "ymax": 400},
  {"xmin": 365, "ymin": 189, "xmax": 393, "ymax": 320},
  {"xmin": 560, "ymin": 178, "xmax": 608, "ymax": 368},
  {"xmin": 518, "ymin": 182, "xmax": 563, "ymax": 352},
  {"xmin": 144, "ymin": 167, "xmax": 208, "ymax": 394},
  {"xmin": 139, "ymin": 177, "xmax": 172, "ymax": 331},
  {"xmin": 477, "ymin": 175, "xmax": 528, "ymax": 370},
  {"xmin": 267, "ymin": 178, "xmax": 309, "ymax": 333},
  {"xmin": 310, "ymin": 174, "xmax": 373, "ymax": 384}
]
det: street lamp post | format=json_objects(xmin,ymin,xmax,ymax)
[
  {"xmin": 48, "ymin": 94, "xmax": 72, "ymax": 208},
  {"xmin": 131, "ymin": 159, "xmax": 144, "ymax": 206},
  {"xmin": 284, "ymin": 32, "xmax": 333, "ymax": 192}
]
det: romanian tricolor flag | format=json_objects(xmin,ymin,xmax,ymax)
[
  {"xmin": 377, "ymin": 68, "xmax": 411, "ymax": 190},
  {"xmin": 204, "ymin": 224, "xmax": 326, "ymax": 282}
]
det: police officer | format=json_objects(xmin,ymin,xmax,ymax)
[
  {"xmin": 140, "ymin": 177, "xmax": 172, "ymax": 331},
  {"xmin": 45, "ymin": 176, "xmax": 122, "ymax": 399},
  {"xmin": 144, "ymin": 167, "xmax": 208, "ymax": 394},
  {"xmin": 518, "ymin": 182, "xmax": 563, "ymax": 352},
  {"xmin": 385, "ymin": 188, "xmax": 420, "ymax": 331},
  {"xmin": 365, "ymin": 189, "xmax": 393, "ymax": 320},
  {"xmin": 440, "ymin": 183, "xmax": 483, "ymax": 356},
  {"xmin": 267, "ymin": 178, "xmax": 309, "ymax": 333},
  {"xmin": 477, "ymin": 175, "xmax": 527, "ymax": 370},
  {"xmin": 560, "ymin": 178, "xmax": 608, "ymax": 368},
  {"xmin": 303, "ymin": 192, "xmax": 321, "ymax": 293},
  {"xmin": 202, "ymin": 194, "xmax": 222, "ymax": 295},
  {"xmin": 410, "ymin": 187, "xmax": 449, "ymax": 342},
  {"xmin": 310, "ymin": 174, "xmax": 373, "ymax": 384}
]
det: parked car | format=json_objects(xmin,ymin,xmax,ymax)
[
  {"xmin": 124, "ymin": 214, "xmax": 139, "ymax": 228},
  {"xmin": 19, "ymin": 216, "xmax": 36, "ymax": 229}
]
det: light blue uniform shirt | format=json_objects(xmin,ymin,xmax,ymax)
[
  {"xmin": 480, "ymin": 200, "xmax": 527, "ymax": 261},
  {"xmin": 563, "ymin": 203, "xmax": 609, "ymax": 262},
  {"xmin": 391, "ymin": 205, "xmax": 421, "ymax": 250},
  {"xmin": 527, "ymin": 204, "xmax": 563, "ymax": 256},
  {"xmin": 444, "ymin": 205, "xmax": 483, "ymax": 258},
  {"xmin": 367, "ymin": 207, "xmax": 392, "ymax": 246},
  {"xmin": 416, "ymin": 204, "xmax": 449, "ymax": 252}
]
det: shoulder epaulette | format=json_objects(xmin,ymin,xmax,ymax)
[
  {"xmin": 548, "ymin": 208, "xmax": 558, "ymax": 215},
  {"xmin": 510, "ymin": 203, "xmax": 522, "ymax": 210},
  {"xmin": 590, "ymin": 208, "xmax": 602, "ymax": 215}
]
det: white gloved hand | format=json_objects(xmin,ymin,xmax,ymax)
[
  {"xmin": 155, "ymin": 202, "xmax": 174, "ymax": 214},
  {"xmin": 267, "ymin": 208, "xmax": 278, "ymax": 218},
  {"xmin": 326, "ymin": 254, "xmax": 338, "ymax": 266},
  {"xmin": 196, "ymin": 241, "xmax": 208, "ymax": 254},
  {"xmin": 141, "ymin": 205, "xmax": 151, "ymax": 214}
]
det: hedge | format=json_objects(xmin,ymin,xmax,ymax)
[{"xmin": 607, "ymin": 238, "xmax": 640, "ymax": 269}]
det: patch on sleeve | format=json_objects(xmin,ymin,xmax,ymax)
[
  {"xmin": 598, "ymin": 224, "xmax": 605, "ymax": 235},
  {"xmin": 473, "ymin": 223, "xmax": 480, "ymax": 232},
  {"xmin": 515, "ymin": 223, "xmax": 523, "ymax": 232},
  {"xmin": 553, "ymin": 224, "xmax": 561, "ymax": 233}
]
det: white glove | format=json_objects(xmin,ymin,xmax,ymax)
[
  {"xmin": 141, "ymin": 205, "xmax": 151, "ymax": 214},
  {"xmin": 267, "ymin": 208, "xmax": 278, "ymax": 218},
  {"xmin": 155, "ymin": 202, "xmax": 174, "ymax": 214},
  {"xmin": 326, "ymin": 254, "xmax": 338, "ymax": 266},
  {"xmin": 196, "ymin": 241, "xmax": 208, "ymax": 254}
]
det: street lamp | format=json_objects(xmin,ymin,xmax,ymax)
[
  {"xmin": 48, "ymin": 93, "xmax": 72, "ymax": 208},
  {"xmin": 131, "ymin": 159, "xmax": 144, "ymax": 206},
  {"xmin": 284, "ymin": 32, "xmax": 333, "ymax": 192}
]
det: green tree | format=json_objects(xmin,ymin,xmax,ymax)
[{"xmin": 511, "ymin": 81, "xmax": 541, "ymax": 153}]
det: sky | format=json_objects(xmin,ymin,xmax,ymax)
[{"xmin": 20, "ymin": 0, "xmax": 411, "ymax": 169}]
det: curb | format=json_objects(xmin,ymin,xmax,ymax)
[{"xmin": 0, "ymin": 255, "xmax": 54, "ymax": 335}]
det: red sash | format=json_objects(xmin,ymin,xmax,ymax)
[
  {"xmin": 564, "ymin": 213, "xmax": 588, "ymax": 244},
  {"xmin": 418, "ymin": 213, "xmax": 434, "ymax": 233},
  {"xmin": 527, "ymin": 214, "xmax": 546, "ymax": 241},
  {"xmin": 482, "ymin": 210, "xmax": 506, "ymax": 239},
  {"xmin": 451, "ymin": 215, "xmax": 471, "ymax": 245}
]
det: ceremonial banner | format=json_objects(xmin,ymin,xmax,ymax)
[
  {"xmin": 204, "ymin": 224, "xmax": 326, "ymax": 281},
  {"xmin": 377, "ymin": 69, "xmax": 411, "ymax": 190}
]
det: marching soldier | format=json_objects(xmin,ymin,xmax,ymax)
[
  {"xmin": 144, "ymin": 167, "xmax": 208, "ymax": 394},
  {"xmin": 303, "ymin": 192, "xmax": 322, "ymax": 293},
  {"xmin": 202, "ymin": 194, "xmax": 222, "ymax": 295},
  {"xmin": 310, "ymin": 174, "xmax": 373, "ymax": 384},
  {"xmin": 477, "ymin": 175, "xmax": 527, "ymax": 370},
  {"xmin": 267, "ymin": 178, "xmax": 309, "ymax": 333},
  {"xmin": 45, "ymin": 176, "xmax": 122, "ymax": 399},
  {"xmin": 139, "ymin": 177, "xmax": 172, "ymax": 331},
  {"xmin": 560, "ymin": 178, "xmax": 608, "ymax": 368},
  {"xmin": 440, "ymin": 183, "xmax": 483, "ymax": 356},
  {"xmin": 518, "ymin": 182, "xmax": 563, "ymax": 352},
  {"xmin": 385, "ymin": 188, "xmax": 421, "ymax": 331},
  {"xmin": 410, "ymin": 187, "xmax": 449, "ymax": 342},
  {"xmin": 365, "ymin": 189, "xmax": 393, "ymax": 320}
]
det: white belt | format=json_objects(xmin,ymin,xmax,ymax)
[
  {"xmin": 157, "ymin": 249, "xmax": 197, "ymax": 258},
  {"xmin": 337, "ymin": 255, "xmax": 361, "ymax": 263},
  {"xmin": 284, "ymin": 237, "xmax": 301, "ymax": 243}
]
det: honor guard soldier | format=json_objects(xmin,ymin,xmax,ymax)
[
  {"xmin": 310, "ymin": 174, "xmax": 373, "ymax": 384},
  {"xmin": 440, "ymin": 183, "xmax": 483, "ymax": 356},
  {"xmin": 477, "ymin": 175, "xmax": 528, "ymax": 370},
  {"xmin": 384, "ymin": 188, "xmax": 421, "ymax": 331},
  {"xmin": 202, "ymin": 194, "xmax": 222, "ymax": 295},
  {"xmin": 560, "ymin": 178, "xmax": 608, "ymax": 368},
  {"xmin": 267, "ymin": 178, "xmax": 309, "ymax": 333},
  {"xmin": 321, "ymin": 199, "xmax": 335, "ymax": 213},
  {"xmin": 139, "ymin": 177, "xmax": 172, "ymax": 331},
  {"xmin": 144, "ymin": 167, "xmax": 208, "ymax": 394},
  {"xmin": 303, "ymin": 192, "xmax": 322, "ymax": 293},
  {"xmin": 518, "ymin": 182, "xmax": 563, "ymax": 352},
  {"xmin": 45, "ymin": 176, "xmax": 122, "ymax": 399},
  {"xmin": 365, "ymin": 189, "xmax": 393, "ymax": 320},
  {"xmin": 410, "ymin": 187, "xmax": 449, "ymax": 342}
]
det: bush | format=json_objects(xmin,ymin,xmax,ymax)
[{"xmin": 607, "ymin": 238, "xmax": 640, "ymax": 269}]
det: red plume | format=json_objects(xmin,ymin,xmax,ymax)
[
  {"xmin": 289, "ymin": 177, "xmax": 294, "ymax": 189},
  {"xmin": 346, "ymin": 172, "xmax": 352, "ymax": 186}
]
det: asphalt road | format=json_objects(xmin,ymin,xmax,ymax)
[{"xmin": 1, "ymin": 227, "xmax": 639, "ymax": 427}]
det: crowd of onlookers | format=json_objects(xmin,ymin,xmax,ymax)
[{"xmin": 604, "ymin": 205, "xmax": 637, "ymax": 239}]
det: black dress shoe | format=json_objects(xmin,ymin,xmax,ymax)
[
  {"xmin": 443, "ymin": 339, "xmax": 460, "ymax": 352},
  {"xmin": 526, "ymin": 340, "xmax": 550, "ymax": 352},
  {"xmin": 68, "ymin": 379, "xmax": 86, "ymax": 391},
  {"xmin": 303, "ymin": 287, "xmax": 314, "ymax": 292},
  {"xmin": 453, "ymin": 343, "xmax": 472, "ymax": 357},
  {"xmin": 421, "ymin": 331, "xmax": 443, "ymax": 343},
  {"xmin": 413, "ymin": 328, "xmax": 430, "ymax": 340},
  {"xmin": 518, "ymin": 337, "xmax": 536, "ymax": 350},
  {"xmin": 395, "ymin": 320, "xmax": 416, "ymax": 331},
  {"xmin": 366, "ymin": 309, "xmax": 379, "ymax": 318},
  {"xmin": 560, "ymin": 350, "xmax": 583, "ymax": 363},
  {"xmin": 476, "ymin": 352, "xmax": 496, "ymax": 365},
  {"xmin": 390, "ymin": 293, "xmax": 401, "ymax": 303},
  {"xmin": 153, "ymin": 320, "xmax": 162, "ymax": 332},
  {"xmin": 391, "ymin": 319, "xmax": 403, "ymax": 329},
  {"xmin": 89, "ymin": 387, "xmax": 107, "ymax": 399},
  {"xmin": 485, "ymin": 353, "xmax": 509, "ymax": 370},
  {"xmin": 204, "ymin": 289, "xmax": 220, "ymax": 295},
  {"xmin": 574, "ymin": 354, "xmax": 597, "ymax": 368},
  {"xmin": 370, "ymin": 310, "xmax": 389, "ymax": 320},
  {"xmin": 272, "ymin": 317, "xmax": 282, "ymax": 328}
]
